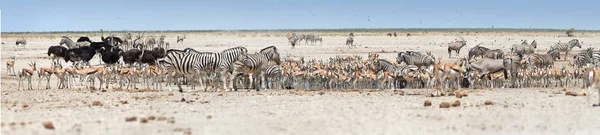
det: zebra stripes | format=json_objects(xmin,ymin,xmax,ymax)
[
  {"xmin": 231, "ymin": 46, "xmax": 281, "ymax": 91},
  {"xmin": 551, "ymin": 39, "xmax": 581, "ymax": 59},
  {"xmin": 162, "ymin": 49, "xmax": 204, "ymax": 92},
  {"xmin": 397, "ymin": 51, "xmax": 435, "ymax": 69},
  {"xmin": 369, "ymin": 59, "xmax": 396, "ymax": 73},
  {"xmin": 263, "ymin": 64, "xmax": 283, "ymax": 89},
  {"xmin": 525, "ymin": 49, "xmax": 561, "ymax": 68}
]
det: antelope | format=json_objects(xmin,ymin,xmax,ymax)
[
  {"xmin": 18, "ymin": 62, "xmax": 37, "ymax": 90},
  {"xmin": 52, "ymin": 62, "xmax": 71, "ymax": 89},
  {"xmin": 37, "ymin": 65, "xmax": 55, "ymax": 90},
  {"xmin": 71, "ymin": 65, "xmax": 108, "ymax": 90},
  {"xmin": 143, "ymin": 65, "xmax": 163, "ymax": 90},
  {"xmin": 585, "ymin": 68, "xmax": 600, "ymax": 106},
  {"xmin": 6, "ymin": 56, "xmax": 16, "ymax": 76}
]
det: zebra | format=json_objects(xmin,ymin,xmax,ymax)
[
  {"xmin": 511, "ymin": 40, "xmax": 537, "ymax": 57},
  {"xmin": 161, "ymin": 49, "xmax": 205, "ymax": 92},
  {"xmin": 15, "ymin": 37, "xmax": 27, "ymax": 46},
  {"xmin": 231, "ymin": 46, "xmax": 281, "ymax": 91},
  {"xmin": 311, "ymin": 36, "xmax": 323, "ymax": 45},
  {"xmin": 447, "ymin": 37, "xmax": 467, "ymax": 58},
  {"xmin": 182, "ymin": 48, "xmax": 241, "ymax": 92},
  {"xmin": 177, "ymin": 35, "xmax": 186, "ymax": 43},
  {"xmin": 550, "ymin": 39, "xmax": 581, "ymax": 60},
  {"xmin": 346, "ymin": 37, "xmax": 354, "ymax": 48},
  {"xmin": 468, "ymin": 44, "xmax": 490, "ymax": 61},
  {"xmin": 572, "ymin": 49, "xmax": 592, "ymax": 69},
  {"xmin": 484, "ymin": 49, "xmax": 504, "ymax": 59},
  {"xmin": 524, "ymin": 49, "xmax": 561, "ymax": 69},
  {"xmin": 304, "ymin": 34, "xmax": 315, "ymax": 45},
  {"xmin": 396, "ymin": 51, "xmax": 435, "ymax": 69},
  {"xmin": 59, "ymin": 36, "xmax": 79, "ymax": 49},
  {"xmin": 367, "ymin": 59, "xmax": 398, "ymax": 89},
  {"xmin": 288, "ymin": 35, "xmax": 300, "ymax": 49},
  {"xmin": 262, "ymin": 64, "xmax": 284, "ymax": 89}
]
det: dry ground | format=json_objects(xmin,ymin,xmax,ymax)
[{"xmin": 2, "ymin": 31, "xmax": 600, "ymax": 134}]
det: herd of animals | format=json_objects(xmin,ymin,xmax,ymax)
[{"xmin": 4, "ymin": 31, "xmax": 600, "ymax": 105}]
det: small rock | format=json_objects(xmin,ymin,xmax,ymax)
[
  {"xmin": 207, "ymin": 115, "xmax": 213, "ymax": 119},
  {"xmin": 148, "ymin": 116, "xmax": 156, "ymax": 121},
  {"xmin": 318, "ymin": 92, "xmax": 325, "ymax": 95},
  {"xmin": 42, "ymin": 121, "xmax": 55, "ymax": 130},
  {"xmin": 217, "ymin": 94, "xmax": 223, "ymax": 96},
  {"xmin": 140, "ymin": 118, "xmax": 148, "ymax": 124},
  {"xmin": 92, "ymin": 101, "xmax": 103, "ymax": 106},
  {"xmin": 455, "ymin": 93, "xmax": 463, "ymax": 98},
  {"xmin": 125, "ymin": 116, "xmax": 137, "ymax": 122},
  {"xmin": 157, "ymin": 116, "xmax": 167, "ymax": 121},
  {"xmin": 120, "ymin": 100, "xmax": 128, "ymax": 104},
  {"xmin": 439, "ymin": 102, "xmax": 451, "ymax": 108},
  {"xmin": 452, "ymin": 100, "xmax": 461, "ymax": 107},
  {"xmin": 22, "ymin": 104, "xmax": 29, "ymax": 108},
  {"xmin": 484, "ymin": 100, "xmax": 494, "ymax": 105},
  {"xmin": 424, "ymin": 100, "xmax": 432, "ymax": 107}
]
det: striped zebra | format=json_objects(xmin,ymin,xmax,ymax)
[
  {"xmin": 367, "ymin": 59, "xmax": 398, "ymax": 89},
  {"xmin": 511, "ymin": 40, "xmax": 537, "ymax": 58},
  {"xmin": 263, "ymin": 64, "xmax": 284, "ymax": 89},
  {"xmin": 181, "ymin": 48, "xmax": 229, "ymax": 92},
  {"xmin": 484, "ymin": 49, "xmax": 504, "ymax": 59},
  {"xmin": 396, "ymin": 51, "xmax": 435, "ymax": 69},
  {"xmin": 525, "ymin": 49, "xmax": 561, "ymax": 69},
  {"xmin": 572, "ymin": 49, "xmax": 592, "ymax": 69},
  {"xmin": 161, "ymin": 49, "xmax": 206, "ymax": 92},
  {"xmin": 468, "ymin": 44, "xmax": 490, "ymax": 61},
  {"xmin": 550, "ymin": 39, "xmax": 581, "ymax": 60},
  {"xmin": 231, "ymin": 46, "xmax": 281, "ymax": 91}
]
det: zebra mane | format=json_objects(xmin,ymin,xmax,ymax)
[
  {"xmin": 61, "ymin": 36, "xmax": 72, "ymax": 41},
  {"xmin": 166, "ymin": 49, "xmax": 185, "ymax": 53},
  {"xmin": 260, "ymin": 46, "xmax": 278, "ymax": 53}
]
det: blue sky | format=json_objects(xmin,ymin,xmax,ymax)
[{"xmin": 1, "ymin": 0, "xmax": 599, "ymax": 32}]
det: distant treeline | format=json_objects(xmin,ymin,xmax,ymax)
[{"xmin": 3, "ymin": 28, "xmax": 599, "ymax": 34}]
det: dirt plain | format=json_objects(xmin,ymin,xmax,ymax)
[{"xmin": 2, "ymin": 31, "xmax": 600, "ymax": 135}]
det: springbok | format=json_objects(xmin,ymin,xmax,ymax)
[
  {"xmin": 38, "ymin": 65, "xmax": 54, "ymax": 89},
  {"xmin": 6, "ymin": 56, "xmax": 16, "ymax": 76},
  {"xmin": 18, "ymin": 62, "xmax": 37, "ymax": 90}
]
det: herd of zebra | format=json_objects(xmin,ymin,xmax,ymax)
[{"xmin": 286, "ymin": 33, "xmax": 324, "ymax": 48}]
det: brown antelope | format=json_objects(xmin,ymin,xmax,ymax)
[
  {"xmin": 38, "ymin": 65, "xmax": 55, "ymax": 89},
  {"xmin": 6, "ymin": 56, "xmax": 16, "ymax": 76},
  {"xmin": 18, "ymin": 62, "xmax": 37, "ymax": 90},
  {"xmin": 71, "ymin": 65, "xmax": 108, "ymax": 90},
  {"xmin": 586, "ymin": 68, "xmax": 600, "ymax": 106},
  {"xmin": 53, "ymin": 64, "xmax": 71, "ymax": 89},
  {"xmin": 143, "ymin": 65, "xmax": 163, "ymax": 90}
]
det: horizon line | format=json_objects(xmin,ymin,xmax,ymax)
[{"xmin": 2, "ymin": 27, "xmax": 599, "ymax": 33}]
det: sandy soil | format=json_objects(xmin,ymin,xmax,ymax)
[{"xmin": 2, "ymin": 31, "xmax": 600, "ymax": 134}]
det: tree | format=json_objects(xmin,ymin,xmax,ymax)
[{"xmin": 566, "ymin": 28, "xmax": 575, "ymax": 37}]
